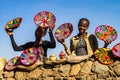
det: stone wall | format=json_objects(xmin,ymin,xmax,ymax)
[{"xmin": 1, "ymin": 57, "xmax": 120, "ymax": 80}]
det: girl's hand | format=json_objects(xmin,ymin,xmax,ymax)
[
  {"xmin": 49, "ymin": 24, "xmax": 55, "ymax": 32},
  {"xmin": 103, "ymin": 41, "xmax": 111, "ymax": 48},
  {"xmin": 58, "ymin": 39, "xmax": 65, "ymax": 45},
  {"xmin": 5, "ymin": 29, "xmax": 13, "ymax": 36}
]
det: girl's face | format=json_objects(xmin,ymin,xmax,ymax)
[
  {"xmin": 78, "ymin": 20, "xmax": 89, "ymax": 34},
  {"xmin": 35, "ymin": 27, "xmax": 47, "ymax": 39}
]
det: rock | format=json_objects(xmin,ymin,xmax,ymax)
[
  {"xmin": 97, "ymin": 74, "xmax": 109, "ymax": 79},
  {"xmin": 86, "ymin": 75, "xmax": 97, "ymax": 80},
  {"xmin": 113, "ymin": 64, "xmax": 120, "ymax": 76},
  {"xmin": 67, "ymin": 77, "xmax": 76, "ymax": 80},
  {"xmin": 57, "ymin": 58, "xmax": 67, "ymax": 63},
  {"xmin": 45, "ymin": 60, "xmax": 59, "ymax": 65},
  {"xmin": 59, "ymin": 64, "xmax": 71, "ymax": 77},
  {"xmin": 70, "ymin": 64, "xmax": 81, "ymax": 76},
  {"xmin": 52, "ymin": 72, "xmax": 61, "ymax": 77},
  {"xmin": 0, "ymin": 58, "xmax": 7, "ymax": 71},
  {"xmin": 76, "ymin": 76, "xmax": 87, "ymax": 80},
  {"xmin": 0, "ymin": 73, "xmax": 3, "ymax": 79},
  {"xmin": 53, "ymin": 67, "xmax": 59, "ymax": 72},
  {"xmin": 91, "ymin": 61, "xmax": 109, "ymax": 74},
  {"xmin": 1, "ymin": 58, "xmax": 120, "ymax": 79},
  {"xmin": 15, "ymin": 71, "xmax": 26, "ymax": 80},
  {"xmin": 54, "ymin": 77, "xmax": 64, "ymax": 80},
  {"xmin": 27, "ymin": 68, "xmax": 43, "ymax": 79},
  {"xmin": 59, "ymin": 64, "xmax": 70, "ymax": 72},
  {"xmin": 44, "ymin": 77, "xmax": 54, "ymax": 80},
  {"xmin": 106, "ymin": 77, "xmax": 113, "ymax": 80},
  {"xmin": 80, "ymin": 61, "xmax": 93, "ymax": 74},
  {"xmin": 67, "ymin": 55, "xmax": 89, "ymax": 63},
  {"xmin": 6, "ymin": 77, "xmax": 15, "ymax": 80},
  {"xmin": 3, "ymin": 71, "xmax": 14, "ymax": 78},
  {"xmin": 42, "ymin": 69, "xmax": 53, "ymax": 77},
  {"xmin": 113, "ymin": 77, "xmax": 120, "ymax": 80},
  {"xmin": 109, "ymin": 60, "xmax": 120, "ymax": 67}
]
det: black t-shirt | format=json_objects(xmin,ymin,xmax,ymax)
[{"xmin": 10, "ymin": 32, "xmax": 56, "ymax": 57}]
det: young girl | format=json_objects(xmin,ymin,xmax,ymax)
[
  {"xmin": 6, "ymin": 25, "xmax": 56, "ymax": 61},
  {"xmin": 59, "ymin": 18, "xmax": 98, "ymax": 57}
]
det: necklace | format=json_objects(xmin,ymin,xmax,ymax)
[{"xmin": 78, "ymin": 32, "xmax": 87, "ymax": 39}]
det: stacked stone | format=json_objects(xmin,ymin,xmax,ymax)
[{"xmin": 1, "ymin": 58, "xmax": 120, "ymax": 80}]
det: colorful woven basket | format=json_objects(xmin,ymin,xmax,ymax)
[
  {"xmin": 112, "ymin": 43, "xmax": 120, "ymax": 58},
  {"xmin": 55, "ymin": 23, "xmax": 73, "ymax": 41},
  {"xmin": 4, "ymin": 56, "xmax": 20, "ymax": 71},
  {"xmin": 20, "ymin": 47, "xmax": 40, "ymax": 66},
  {"xmin": 94, "ymin": 48, "xmax": 114, "ymax": 65},
  {"xmin": 95, "ymin": 25, "xmax": 117, "ymax": 43},
  {"xmin": 34, "ymin": 11, "xmax": 56, "ymax": 28},
  {"xmin": 5, "ymin": 17, "xmax": 22, "ymax": 32}
]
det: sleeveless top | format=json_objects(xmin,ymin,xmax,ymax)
[
  {"xmin": 76, "ymin": 38, "xmax": 87, "ymax": 56},
  {"xmin": 65, "ymin": 33, "xmax": 94, "ymax": 56}
]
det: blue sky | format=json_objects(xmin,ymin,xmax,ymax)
[{"xmin": 0, "ymin": 0, "xmax": 120, "ymax": 60}]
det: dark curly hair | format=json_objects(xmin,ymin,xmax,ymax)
[{"xmin": 78, "ymin": 18, "xmax": 90, "ymax": 27}]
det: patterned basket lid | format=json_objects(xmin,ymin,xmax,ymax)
[
  {"xmin": 94, "ymin": 48, "xmax": 114, "ymax": 65},
  {"xmin": 4, "ymin": 56, "xmax": 20, "ymax": 71},
  {"xmin": 95, "ymin": 25, "xmax": 117, "ymax": 43},
  {"xmin": 55, "ymin": 23, "xmax": 73, "ymax": 41},
  {"xmin": 112, "ymin": 43, "xmax": 120, "ymax": 58},
  {"xmin": 5, "ymin": 17, "xmax": 22, "ymax": 32},
  {"xmin": 34, "ymin": 11, "xmax": 56, "ymax": 28},
  {"xmin": 20, "ymin": 47, "xmax": 40, "ymax": 66}
]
